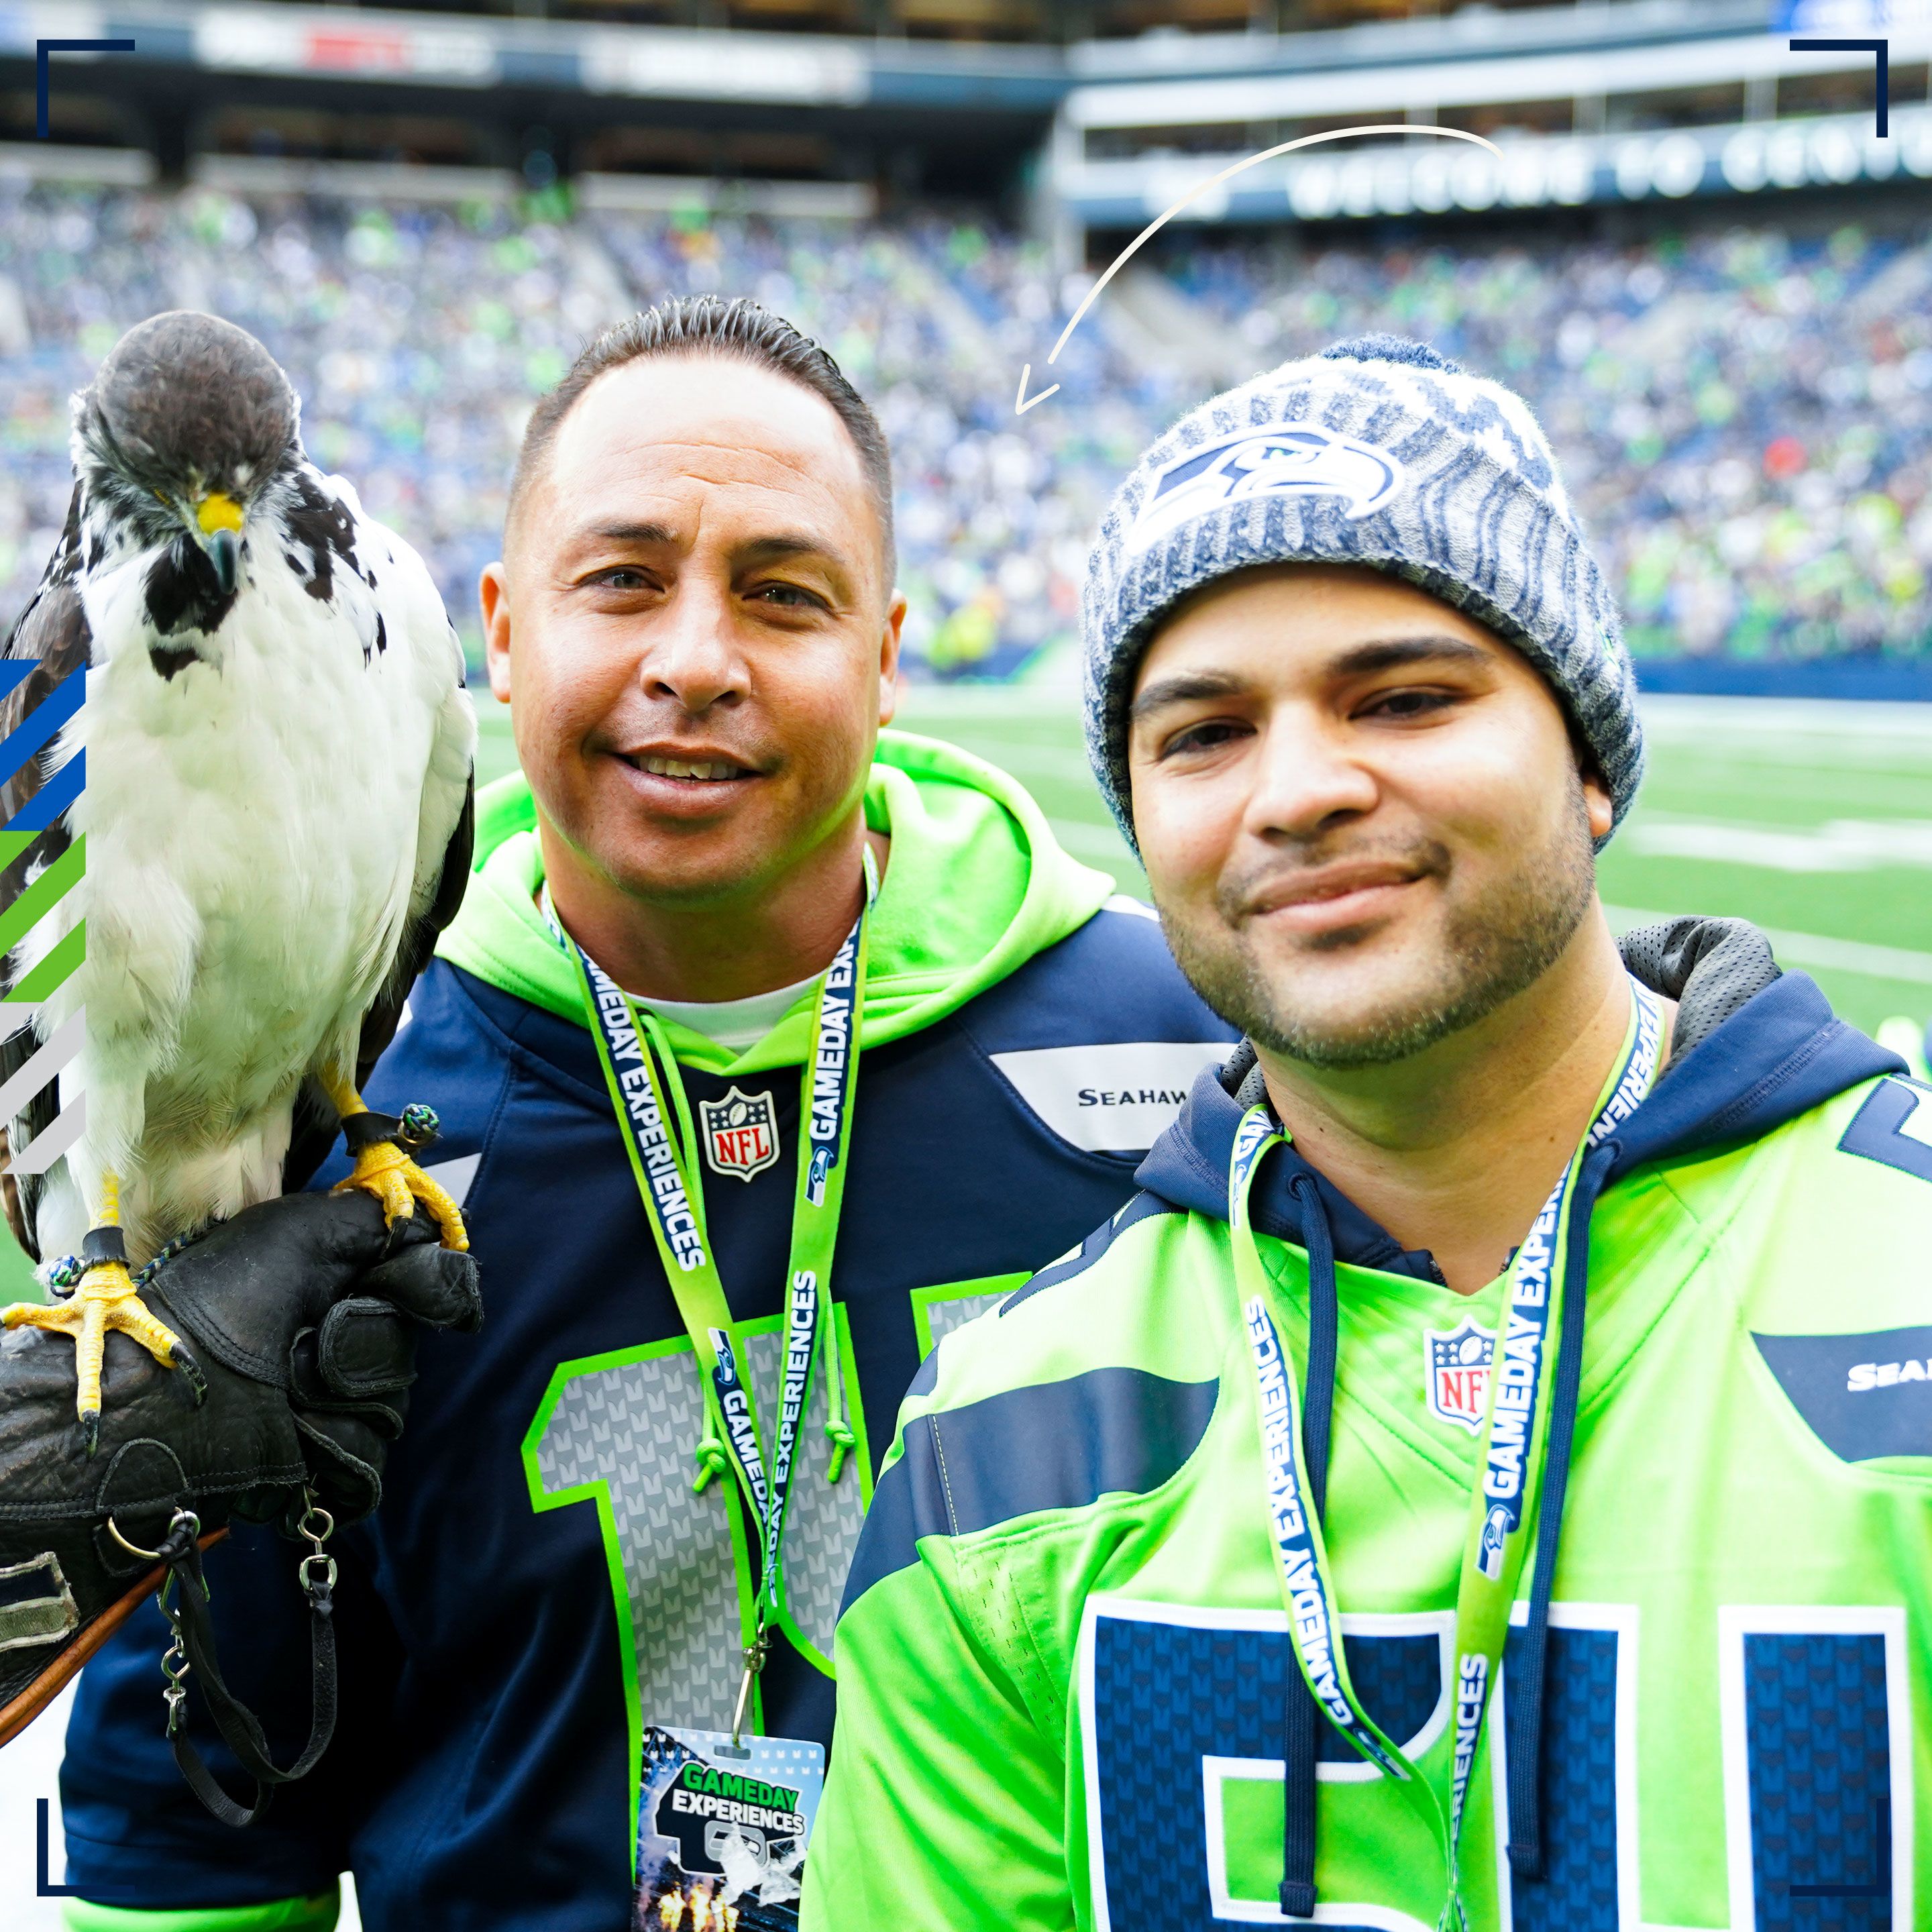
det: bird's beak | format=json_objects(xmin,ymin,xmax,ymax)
[{"xmin": 193, "ymin": 492, "xmax": 244, "ymax": 595}]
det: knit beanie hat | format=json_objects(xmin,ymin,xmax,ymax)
[{"xmin": 1081, "ymin": 334, "xmax": 1643, "ymax": 853}]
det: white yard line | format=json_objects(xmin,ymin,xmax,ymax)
[
  {"xmin": 1638, "ymin": 694, "xmax": 1932, "ymax": 741},
  {"xmin": 1622, "ymin": 817, "xmax": 1932, "ymax": 872}
]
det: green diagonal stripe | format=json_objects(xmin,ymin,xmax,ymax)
[
  {"xmin": 9, "ymin": 920, "xmax": 85, "ymax": 1002},
  {"xmin": 0, "ymin": 830, "xmax": 36, "ymax": 876},
  {"xmin": 0, "ymin": 832, "xmax": 83, "ymax": 960}
]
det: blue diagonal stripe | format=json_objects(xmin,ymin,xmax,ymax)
[
  {"xmin": 0, "ymin": 669, "xmax": 83, "ymax": 797},
  {"xmin": 5, "ymin": 750, "xmax": 84, "ymax": 833},
  {"xmin": 0, "ymin": 663, "xmax": 35, "ymax": 700}
]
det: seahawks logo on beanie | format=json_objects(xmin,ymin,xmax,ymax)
[{"xmin": 1130, "ymin": 421, "xmax": 1407, "ymax": 552}]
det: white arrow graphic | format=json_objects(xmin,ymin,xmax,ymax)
[{"xmin": 1017, "ymin": 123, "xmax": 1503, "ymax": 415}]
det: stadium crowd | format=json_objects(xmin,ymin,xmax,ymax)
[{"xmin": 2, "ymin": 178, "xmax": 1928, "ymax": 674}]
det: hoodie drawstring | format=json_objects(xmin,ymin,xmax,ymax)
[
  {"xmin": 821, "ymin": 1301, "xmax": 857, "ymax": 1483},
  {"xmin": 1281, "ymin": 1142, "xmax": 1619, "ymax": 1902},
  {"xmin": 1281, "ymin": 1172, "xmax": 1340, "ymax": 1919},
  {"xmin": 692, "ymin": 1418, "xmax": 731, "ymax": 1493},
  {"xmin": 1504, "ymin": 1140, "xmax": 1617, "ymax": 1880}
]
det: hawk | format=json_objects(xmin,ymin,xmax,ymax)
[{"xmin": 0, "ymin": 311, "xmax": 476, "ymax": 1450}]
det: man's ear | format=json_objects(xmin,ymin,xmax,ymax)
[
  {"xmin": 479, "ymin": 561, "xmax": 513, "ymax": 706},
  {"xmin": 1581, "ymin": 760, "xmax": 1615, "ymax": 842},
  {"xmin": 877, "ymin": 591, "xmax": 908, "ymax": 729}
]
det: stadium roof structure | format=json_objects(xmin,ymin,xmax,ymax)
[{"xmin": 3, "ymin": 0, "xmax": 1924, "ymax": 237}]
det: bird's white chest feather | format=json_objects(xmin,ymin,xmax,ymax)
[{"xmin": 23, "ymin": 474, "xmax": 468, "ymax": 1256}]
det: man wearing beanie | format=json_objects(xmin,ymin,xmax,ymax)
[{"xmin": 806, "ymin": 337, "xmax": 1932, "ymax": 1931}]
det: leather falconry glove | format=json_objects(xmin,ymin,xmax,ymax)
[{"xmin": 0, "ymin": 1188, "xmax": 481, "ymax": 1823}]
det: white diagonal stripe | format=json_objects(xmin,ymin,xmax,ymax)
[
  {"xmin": 0, "ymin": 1010, "xmax": 85, "ymax": 1128},
  {"xmin": 8, "ymin": 1092, "xmax": 85, "ymax": 1178}
]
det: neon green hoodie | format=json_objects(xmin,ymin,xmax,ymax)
[
  {"xmin": 810, "ymin": 926, "xmax": 1931, "ymax": 1932},
  {"xmin": 437, "ymin": 727, "xmax": 1116, "ymax": 1071}
]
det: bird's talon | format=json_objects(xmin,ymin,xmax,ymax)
[
  {"xmin": 5, "ymin": 1255, "xmax": 195, "ymax": 1438},
  {"xmin": 333, "ymin": 1131, "xmax": 467, "ymax": 1252},
  {"xmin": 174, "ymin": 1348, "xmax": 208, "ymax": 1406}
]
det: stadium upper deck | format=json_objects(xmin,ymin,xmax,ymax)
[
  {"xmin": 2, "ymin": 0, "xmax": 1927, "ymax": 684},
  {"xmin": 3, "ymin": 181, "xmax": 1929, "ymax": 686},
  {"xmin": 3, "ymin": 0, "xmax": 1916, "ymax": 228}
]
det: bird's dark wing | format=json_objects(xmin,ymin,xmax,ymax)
[
  {"xmin": 281, "ymin": 772, "xmax": 475, "ymax": 1194},
  {"xmin": 0, "ymin": 486, "xmax": 92, "ymax": 1260}
]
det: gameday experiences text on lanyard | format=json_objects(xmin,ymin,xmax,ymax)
[
  {"xmin": 549, "ymin": 849, "xmax": 876, "ymax": 1742},
  {"xmin": 1232, "ymin": 975, "xmax": 1662, "ymax": 1932}
]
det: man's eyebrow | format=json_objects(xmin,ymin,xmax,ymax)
[
  {"xmin": 1328, "ymin": 635, "xmax": 1492, "ymax": 678},
  {"xmin": 1130, "ymin": 669, "xmax": 1247, "ymax": 720},
  {"xmin": 734, "ymin": 533, "xmax": 850, "ymax": 572},
  {"xmin": 582, "ymin": 521, "xmax": 676, "ymax": 547},
  {"xmin": 1130, "ymin": 635, "xmax": 1493, "ymax": 721}
]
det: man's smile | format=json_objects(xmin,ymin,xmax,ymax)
[
  {"xmin": 603, "ymin": 740, "xmax": 769, "ymax": 814},
  {"xmin": 622, "ymin": 751, "xmax": 755, "ymax": 783},
  {"xmin": 1240, "ymin": 855, "xmax": 1436, "ymax": 938}
]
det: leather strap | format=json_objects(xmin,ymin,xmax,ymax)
[
  {"xmin": 0, "ymin": 1529, "xmax": 229, "ymax": 1750},
  {"xmin": 157, "ymin": 1522, "xmax": 338, "ymax": 1829}
]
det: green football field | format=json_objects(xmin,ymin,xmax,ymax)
[{"xmin": 475, "ymin": 686, "xmax": 1932, "ymax": 1044}]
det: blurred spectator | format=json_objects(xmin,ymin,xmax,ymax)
[
  {"xmin": 1170, "ymin": 221, "xmax": 1932, "ymax": 666},
  {"xmin": 1, "ymin": 180, "xmax": 1926, "ymax": 676}
]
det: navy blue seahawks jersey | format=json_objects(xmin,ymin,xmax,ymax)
[{"xmin": 60, "ymin": 900, "xmax": 1234, "ymax": 1930}]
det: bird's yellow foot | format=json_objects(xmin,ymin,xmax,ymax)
[
  {"xmin": 331, "ymin": 1104, "xmax": 468, "ymax": 1252},
  {"xmin": 1, "ymin": 1228, "xmax": 205, "ymax": 1455}
]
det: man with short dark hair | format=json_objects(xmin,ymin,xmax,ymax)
[
  {"xmin": 58, "ymin": 298, "xmax": 1234, "ymax": 1931},
  {"xmin": 810, "ymin": 336, "xmax": 1932, "ymax": 1931}
]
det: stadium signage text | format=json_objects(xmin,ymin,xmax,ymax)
[{"xmin": 1063, "ymin": 105, "xmax": 1932, "ymax": 229}]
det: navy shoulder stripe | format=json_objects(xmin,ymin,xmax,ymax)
[
  {"xmin": 839, "ymin": 1366, "xmax": 1218, "ymax": 1613},
  {"xmin": 1000, "ymin": 1190, "xmax": 1178, "ymax": 1316},
  {"xmin": 1837, "ymin": 1077, "xmax": 1932, "ymax": 1186}
]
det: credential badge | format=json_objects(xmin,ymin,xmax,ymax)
[
  {"xmin": 1424, "ymin": 1316, "xmax": 1495, "ymax": 1435},
  {"xmin": 700, "ymin": 1085, "xmax": 780, "ymax": 1183}
]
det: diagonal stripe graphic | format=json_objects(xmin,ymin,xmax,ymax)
[
  {"xmin": 10, "ymin": 923, "xmax": 85, "ymax": 1005},
  {"xmin": 0, "ymin": 1008, "xmax": 84, "ymax": 1128},
  {"xmin": 7, "ymin": 749, "xmax": 83, "ymax": 833},
  {"xmin": 0, "ymin": 667, "xmax": 82, "ymax": 798},
  {"xmin": 8, "ymin": 1091, "xmax": 86, "ymax": 1178},
  {"xmin": 0, "ymin": 835, "xmax": 84, "ymax": 961},
  {"xmin": 0, "ymin": 660, "xmax": 87, "ymax": 1220}
]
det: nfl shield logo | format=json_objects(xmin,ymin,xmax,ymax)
[
  {"xmin": 699, "ymin": 1085, "xmax": 780, "ymax": 1183},
  {"xmin": 1424, "ymin": 1317, "xmax": 1495, "ymax": 1435}
]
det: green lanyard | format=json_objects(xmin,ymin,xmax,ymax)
[
  {"xmin": 1232, "ymin": 977, "xmax": 1662, "ymax": 1930},
  {"xmin": 554, "ymin": 852, "xmax": 875, "ymax": 1737}
]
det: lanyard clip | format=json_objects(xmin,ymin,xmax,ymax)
[
  {"xmin": 159, "ymin": 1615, "xmax": 191, "ymax": 1739},
  {"xmin": 294, "ymin": 1492, "xmax": 337, "ymax": 1601},
  {"xmin": 730, "ymin": 1623, "xmax": 770, "ymax": 1747}
]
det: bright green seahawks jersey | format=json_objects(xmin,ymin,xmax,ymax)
[{"xmin": 808, "ymin": 975, "xmax": 1932, "ymax": 1932}]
